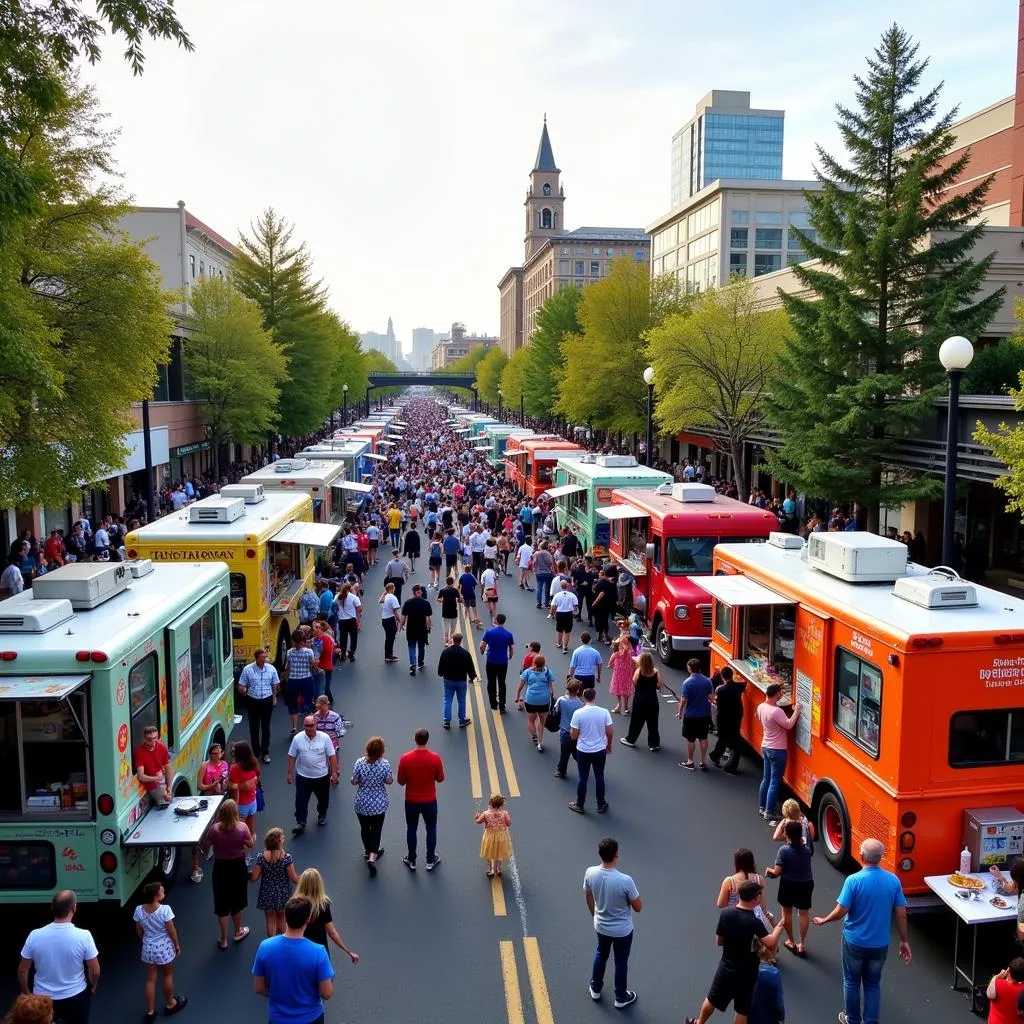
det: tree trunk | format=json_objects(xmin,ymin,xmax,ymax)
[{"xmin": 730, "ymin": 440, "xmax": 747, "ymax": 501}]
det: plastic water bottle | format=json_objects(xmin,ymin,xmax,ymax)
[{"xmin": 960, "ymin": 845, "xmax": 972, "ymax": 875}]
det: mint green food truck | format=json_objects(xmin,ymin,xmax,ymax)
[
  {"xmin": 550, "ymin": 455, "xmax": 673, "ymax": 557},
  {"xmin": 480, "ymin": 426, "xmax": 536, "ymax": 469}
]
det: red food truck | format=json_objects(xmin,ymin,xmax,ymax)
[{"xmin": 504, "ymin": 436, "xmax": 585, "ymax": 499}]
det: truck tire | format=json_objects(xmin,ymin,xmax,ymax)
[
  {"xmin": 653, "ymin": 619, "xmax": 679, "ymax": 667},
  {"xmin": 816, "ymin": 789, "xmax": 852, "ymax": 870},
  {"xmin": 156, "ymin": 781, "xmax": 191, "ymax": 888}
]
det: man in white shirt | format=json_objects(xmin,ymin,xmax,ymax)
[
  {"xmin": 549, "ymin": 579, "xmax": 580, "ymax": 653},
  {"xmin": 469, "ymin": 525, "xmax": 487, "ymax": 578},
  {"xmin": 92, "ymin": 519, "xmax": 111, "ymax": 561},
  {"xmin": 515, "ymin": 540, "xmax": 534, "ymax": 590},
  {"xmin": 18, "ymin": 890, "xmax": 100, "ymax": 1024},
  {"xmin": 568, "ymin": 688, "xmax": 614, "ymax": 815},
  {"xmin": 287, "ymin": 715, "xmax": 339, "ymax": 835}
]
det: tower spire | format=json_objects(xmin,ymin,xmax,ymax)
[{"xmin": 534, "ymin": 118, "xmax": 558, "ymax": 173}]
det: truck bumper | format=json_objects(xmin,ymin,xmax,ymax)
[{"xmin": 671, "ymin": 634, "xmax": 711, "ymax": 652}]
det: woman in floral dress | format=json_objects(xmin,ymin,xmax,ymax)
[
  {"xmin": 350, "ymin": 735, "xmax": 393, "ymax": 876},
  {"xmin": 250, "ymin": 827, "xmax": 299, "ymax": 936}
]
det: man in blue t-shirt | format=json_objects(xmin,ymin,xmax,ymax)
[
  {"xmin": 480, "ymin": 614, "xmax": 515, "ymax": 712},
  {"xmin": 458, "ymin": 568, "xmax": 480, "ymax": 626},
  {"xmin": 676, "ymin": 658, "xmax": 714, "ymax": 772},
  {"xmin": 252, "ymin": 896, "xmax": 337, "ymax": 1024},
  {"xmin": 442, "ymin": 530, "xmax": 460, "ymax": 574},
  {"xmin": 812, "ymin": 838, "xmax": 910, "ymax": 1024},
  {"xmin": 569, "ymin": 633, "xmax": 604, "ymax": 689}
]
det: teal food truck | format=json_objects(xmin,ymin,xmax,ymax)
[
  {"xmin": 550, "ymin": 455, "xmax": 673, "ymax": 556},
  {"xmin": 480, "ymin": 426, "xmax": 536, "ymax": 469}
]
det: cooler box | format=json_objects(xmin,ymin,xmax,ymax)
[{"xmin": 963, "ymin": 806, "xmax": 1024, "ymax": 871}]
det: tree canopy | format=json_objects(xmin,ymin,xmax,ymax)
[
  {"xmin": 498, "ymin": 345, "xmax": 530, "ymax": 414},
  {"xmin": 475, "ymin": 346, "xmax": 507, "ymax": 405},
  {"xmin": 523, "ymin": 285, "xmax": 580, "ymax": 418}
]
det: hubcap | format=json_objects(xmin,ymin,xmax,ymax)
[
  {"xmin": 159, "ymin": 845, "xmax": 176, "ymax": 876},
  {"xmin": 823, "ymin": 805, "xmax": 844, "ymax": 855},
  {"xmin": 656, "ymin": 626, "xmax": 670, "ymax": 658}
]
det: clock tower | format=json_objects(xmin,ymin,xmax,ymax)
[{"xmin": 524, "ymin": 117, "xmax": 564, "ymax": 260}]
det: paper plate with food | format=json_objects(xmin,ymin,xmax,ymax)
[{"xmin": 948, "ymin": 872, "xmax": 986, "ymax": 890}]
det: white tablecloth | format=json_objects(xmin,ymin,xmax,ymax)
[{"xmin": 924, "ymin": 873, "xmax": 1017, "ymax": 926}]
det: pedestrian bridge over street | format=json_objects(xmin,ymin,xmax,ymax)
[{"xmin": 367, "ymin": 370, "xmax": 476, "ymax": 390}]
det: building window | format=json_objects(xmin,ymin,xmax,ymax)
[
  {"xmin": 606, "ymin": 248, "xmax": 614, "ymax": 256},
  {"xmin": 754, "ymin": 228, "xmax": 782, "ymax": 250},
  {"xmin": 590, "ymin": 261, "xmax": 600, "ymax": 276},
  {"xmin": 574, "ymin": 260, "xmax": 584, "ymax": 275},
  {"xmin": 729, "ymin": 228, "xmax": 748, "ymax": 249},
  {"xmin": 634, "ymin": 249, "xmax": 645, "ymax": 261},
  {"xmin": 559, "ymin": 259, "xmax": 569, "ymax": 275},
  {"xmin": 731, "ymin": 210, "xmax": 749, "ymax": 225},
  {"xmin": 575, "ymin": 248, "xmax": 584, "ymax": 255},
  {"xmin": 593, "ymin": 248, "xmax": 601, "ymax": 256},
  {"xmin": 755, "ymin": 211, "xmax": 783, "ymax": 226},
  {"xmin": 754, "ymin": 253, "xmax": 782, "ymax": 276},
  {"xmin": 199, "ymin": 259, "xmax": 205, "ymax": 277},
  {"xmin": 729, "ymin": 252, "xmax": 748, "ymax": 276},
  {"xmin": 541, "ymin": 208, "xmax": 552, "ymax": 229},
  {"xmin": 574, "ymin": 280, "xmax": 584, "ymax": 289},
  {"xmin": 788, "ymin": 228, "xmax": 815, "ymax": 248},
  {"xmin": 189, "ymin": 254, "xmax": 195, "ymax": 279},
  {"xmin": 561, "ymin": 248, "xmax": 569, "ymax": 255}
]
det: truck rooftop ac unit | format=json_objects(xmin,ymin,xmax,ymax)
[
  {"xmin": 579, "ymin": 454, "xmax": 597, "ymax": 463},
  {"xmin": 768, "ymin": 532, "xmax": 804, "ymax": 550},
  {"xmin": 220, "ymin": 484, "xmax": 265, "ymax": 504},
  {"xmin": 32, "ymin": 562, "xmax": 133, "ymax": 610},
  {"xmin": 806, "ymin": 532, "xmax": 908, "ymax": 583},
  {"xmin": 672, "ymin": 483, "xmax": 716, "ymax": 503},
  {"xmin": 893, "ymin": 574, "xmax": 978, "ymax": 609},
  {"xmin": 128, "ymin": 559, "xmax": 154, "ymax": 579},
  {"xmin": 0, "ymin": 598, "xmax": 73, "ymax": 633},
  {"xmin": 189, "ymin": 497, "xmax": 246, "ymax": 524},
  {"xmin": 596, "ymin": 455, "xmax": 638, "ymax": 468},
  {"xmin": 273, "ymin": 459, "xmax": 310, "ymax": 473}
]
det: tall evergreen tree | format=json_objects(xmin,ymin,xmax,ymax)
[
  {"xmin": 765, "ymin": 25, "xmax": 1004, "ymax": 528},
  {"xmin": 523, "ymin": 286, "xmax": 580, "ymax": 418}
]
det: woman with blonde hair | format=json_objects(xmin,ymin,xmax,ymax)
[
  {"xmin": 293, "ymin": 868, "xmax": 360, "ymax": 964},
  {"xmin": 200, "ymin": 798, "xmax": 252, "ymax": 949},
  {"xmin": 350, "ymin": 736, "xmax": 393, "ymax": 876},
  {"xmin": 250, "ymin": 826, "xmax": 299, "ymax": 936}
]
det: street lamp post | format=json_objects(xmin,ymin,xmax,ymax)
[
  {"xmin": 498, "ymin": 389, "xmax": 503, "ymax": 420},
  {"xmin": 643, "ymin": 366, "xmax": 655, "ymax": 467},
  {"xmin": 342, "ymin": 383, "xmax": 349, "ymax": 428},
  {"xmin": 939, "ymin": 336, "xmax": 974, "ymax": 568},
  {"xmin": 520, "ymin": 394, "xmax": 525, "ymax": 425}
]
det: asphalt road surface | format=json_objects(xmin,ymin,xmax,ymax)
[{"xmin": 0, "ymin": 552, "xmax": 1013, "ymax": 1023}]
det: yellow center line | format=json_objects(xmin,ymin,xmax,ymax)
[
  {"xmin": 460, "ymin": 609, "xmax": 501, "ymax": 797},
  {"xmin": 464, "ymin": 718, "xmax": 483, "ymax": 800},
  {"xmin": 500, "ymin": 940, "xmax": 526, "ymax": 1024},
  {"xmin": 523, "ymin": 937, "xmax": 555, "ymax": 1024},
  {"xmin": 491, "ymin": 872, "xmax": 507, "ymax": 916}
]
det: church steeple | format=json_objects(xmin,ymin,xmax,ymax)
[{"xmin": 524, "ymin": 116, "xmax": 565, "ymax": 260}]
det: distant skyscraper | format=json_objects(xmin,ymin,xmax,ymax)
[
  {"xmin": 670, "ymin": 90, "xmax": 784, "ymax": 206},
  {"xmin": 411, "ymin": 327, "xmax": 438, "ymax": 370},
  {"xmin": 360, "ymin": 317, "xmax": 400, "ymax": 363}
]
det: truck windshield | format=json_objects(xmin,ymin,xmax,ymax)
[{"xmin": 665, "ymin": 536, "xmax": 766, "ymax": 575}]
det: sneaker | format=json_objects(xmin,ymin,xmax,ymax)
[
  {"xmin": 619, "ymin": 738, "xmax": 635, "ymax": 748},
  {"xmin": 679, "ymin": 760, "xmax": 695, "ymax": 771},
  {"xmin": 292, "ymin": 824, "xmax": 305, "ymax": 836},
  {"xmin": 385, "ymin": 657, "xmax": 399, "ymax": 663},
  {"xmin": 262, "ymin": 754, "xmax": 271, "ymax": 764},
  {"xmin": 614, "ymin": 991, "xmax": 637, "ymax": 1009},
  {"xmin": 442, "ymin": 721, "xmax": 451, "ymax": 730},
  {"xmin": 536, "ymin": 743, "xmax": 543, "ymax": 752},
  {"xmin": 418, "ymin": 661, "xmax": 425, "ymax": 668},
  {"xmin": 837, "ymin": 1015, "xmax": 849, "ymax": 1024},
  {"xmin": 649, "ymin": 746, "xmax": 660, "ymax": 752},
  {"xmin": 317, "ymin": 816, "xmax": 328, "ymax": 826},
  {"xmin": 597, "ymin": 802, "xmax": 609, "ymax": 814},
  {"xmin": 459, "ymin": 719, "xmax": 472, "ymax": 728},
  {"xmin": 409, "ymin": 667, "xmax": 416, "ymax": 676},
  {"xmin": 553, "ymin": 771, "xmax": 566, "ymax": 778},
  {"xmin": 699, "ymin": 763, "xmax": 708, "ymax": 773},
  {"xmin": 425, "ymin": 856, "xmax": 441, "ymax": 871},
  {"xmin": 367, "ymin": 860, "xmax": 377, "ymax": 877},
  {"xmin": 568, "ymin": 802, "xmax": 584, "ymax": 814},
  {"xmin": 403, "ymin": 856, "xmax": 416, "ymax": 871},
  {"xmin": 767, "ymin": 816, "xmax": 780, "ymax": 827},
  {"xmin": 589, "ymin": 985, "xmax": 601, "ymax": 1001}
]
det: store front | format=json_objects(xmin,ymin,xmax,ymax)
[{"xmin": 169, "ymin": 440, "xmax": 209, "ymax": 486}]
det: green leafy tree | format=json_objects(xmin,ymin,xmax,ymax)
[
  {"xmin": 557, "ymin": 260, "xmax": 689, "ymax": 433},
  {"xmin": 963, "ymin": 335, "xmax": 1024, "ymax": 395},
  {"xmin": 523, "ymin": 286, "xmax": 580, "ymax": 418},
  {"xmin": 362, "ymin": 349, "xmax": 401, "ymax": 405},
  {"xmin": 475, "ymin": 346, "xmax": 507, "ymax": 405},
  {"xmin": 323, "ymin": 313, "xmax": 368, "ymax": 423},
  {"xmin": 434, "ymin": 344, "xmax": 492, "ymax": 403},
  {"xmin": 648, "ymin": 277, "xmax": 789, "ymax": 497},
  {"xmin": 764, "ymin": 26, "xmax": 1004, "ymax": 528},
  {"xmin": 184, "ymin": 278, "xmax": 288, "ymax": 479},
  {"xmin": 499, "ymin": 345, "xmax": 530, "ymax": 415},
  {"xmin": 0, "ymin": 79, "xmax": 173, "ymax": 508}
]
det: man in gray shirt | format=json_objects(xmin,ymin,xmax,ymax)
[{"xmin": 584, "ymin": 836, "xmax": 641, "ymax": 1009}]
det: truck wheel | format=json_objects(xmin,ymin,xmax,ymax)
[
  {"xmin": 817, "ymin": 789, "xmax": 852, "ymax": 869},
  {"xmin": 654, "ymin": 620, "xmax": 678, "ymax": 667},
  {"xmin": 156, "ymin": 782, "xmax": 191, "ymax": 887}
]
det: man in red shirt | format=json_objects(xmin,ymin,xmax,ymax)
[
  {"xmin": 43, "ymin": 530, "xmax": 65, "ymax": 569},
  {"xmin": 134, "ymin": 724, "xmax": 171, "ymax": 805},
  {"xmin": 397, "ymin": 728, "xmax": 445, "ymax": 871},
  {"xmin": 312, "ymin": 619, "xmax": 336, "ymax": 707}
]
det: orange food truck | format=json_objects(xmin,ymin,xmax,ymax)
[
  {"xmin": 504, "ymin": 436, "xmax": 585, "ymax": 499},
  {"xmin": 702, "ymin": 530, "xmax": 1024, "ymax": 894},
  {"xmin": 603, "ymin": 483, "xmax": 778, "ymax": 665}
]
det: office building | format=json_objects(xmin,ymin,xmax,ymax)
[
  {"xmin": 670, "ymin": 91, "xmax": 784, "ymax": 206},
  {"xmin": 431, "ymin": 324, "xmax": 498, "ymax": 369},
  {"xmin": 410, "ymin": 327, "xmax": 439, "ymax": 370},
  {"xmin": 360, "ymin": 317, "xmax": 400, "ymax": 363}
]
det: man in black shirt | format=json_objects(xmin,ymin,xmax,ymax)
[
  {"xmin": 685, "ymin": 879, "xmax": 782, "ymax": 1024},
  {"xmin": 709, "ymin": 667, "xmax": 746, "ymax": 774},
  {"xmin": 401, "ymin": 584, "xmax": 433, "ymax": 677},
  {"xmin": 591, "ymin": 569, "xmax": 618, "ymax": 644},
  {"xmin": 436, "ymin": 632, "xmax": 475, "ymax": 729}
]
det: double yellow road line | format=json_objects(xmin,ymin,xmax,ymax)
[{"xmin": 501, "ymin": 937, "xmax": 554, "ymax": 1024}]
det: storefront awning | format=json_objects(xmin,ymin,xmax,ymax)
[
  {"xmin": 0, "ymin": 675, "xmax": 90, "ymax": 701},
  {"xmin": 694, "ymin": 575, "xmax": 791, "ymax": 607},
  {"xmin": 546, "ymin": 484, "xmax": 586, "ymax": 499},
  {"xmin": 270, "ymin": 521, "xmax": 342, "ymax": 548},
  {"xmin": 377, "ymin": 440, "xmax": 397, "ymax": 447},
  {"xmin": 336, "ymin": 480, "xmax": 373, "ymax": 494},
  {"xmin": 363, "ymin": 452, "xmax": 389, "ymax": 461},
  {"xmin": 596, "ymin": 504, "xmax": 649, "ymax": 520}
]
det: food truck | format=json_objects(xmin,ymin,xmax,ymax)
[
  {"xmin": 300, "ymin": 439, "xmax": 376, "ymax": 494},
  {"xmin": 603, "ymin": 482, "xmax": 778, "ymax": 665},
  {"xmin": 504, "ymin": 436, "xmax": 586, "ymax": 499},
  {"xmin": 239, "ymin": 459, "xmax": 349, "ymax": 524},
  {"xmin": 126, "ymin": 490, "xmax": 339, "ymax": 673},
  {"xmin": 0, "ymin": 561, "xmax": 235, "ymax": 903},
  {"xmin": 480, "ymin": 426, "xmax": 535, "ymax": 469},
  {"xmin": 549, "ymin": 455, "xmax": 672, "ymax": 557},
  {"xmin": 703, "ymin": 530, "xmax": 1024, "ymax": 893}
]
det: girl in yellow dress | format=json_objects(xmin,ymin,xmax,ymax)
[{"xmin": 475, "ymin": 794, "xmax": 512, "ymax": 878}]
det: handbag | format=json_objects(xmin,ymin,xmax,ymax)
[
  {"xmin": 545, "ymin": 698, "xmax": 561, "ymax": 733},
  {"xmin": 255, "ymin": 778, "xmax": 265, "ymax": 813}
]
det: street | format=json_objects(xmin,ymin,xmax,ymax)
[{"xmin": 0, "ymin": 553, "xmax": 1008, "ymax": 1023}]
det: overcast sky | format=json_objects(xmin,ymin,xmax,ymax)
[{"xmin": 82, "ymin": 0, "xmax": 1018, "ymax": 354}]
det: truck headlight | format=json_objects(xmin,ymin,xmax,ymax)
[{"xmin": 674, "ymin": 606, "xmax": 689, "ymax": 620}]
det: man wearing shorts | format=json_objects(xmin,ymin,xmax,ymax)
[
  {"xmin": 458, "ymin": 566, "xmax": 481, "ymax": 628},
  {"xmin": 443, "ymin": 529, "xmax": 460, "ymax": 575},
  {"xmin": 686, "ymin": 879, "xmax": 782, "ymax": 1024},
  {"xmin": 549, "ymin": 579, "xmax": 579, "ymax": 653},
  {"xmin": 676, "ymin": 658, "xmax": 714, "ymax": 772},
  {"xmin": 283, "ymin": 631, "xmax": 318, "ymax": 737},
  {"xmin": 436, "ymin": 576, "xmax": 461, "ymax": 643}
]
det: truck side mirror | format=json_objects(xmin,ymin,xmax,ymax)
[{"xmin": 645, "ymin": 543, "xmax": 656, "ymax": 561}]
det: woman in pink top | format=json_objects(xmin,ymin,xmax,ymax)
[{"xmin": 756, "ymin": 683, "xmax": 802, "ymax": 823}]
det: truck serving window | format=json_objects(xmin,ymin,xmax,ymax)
[
  {"xmin": 230, "ymin": 572, "xmax": 247, "ymax": 613},
  {"xmin": 130, "ymin": 653, "xmax": 160, "ymax": 753},
  {"xmin": 190, "ymin": 607, "xmax": 219, "ymax": 709},
  {"xmin": 834, "ymin": 648, "xmax": 882, "ymax": 758},
  {"xmin": 714, "ymin": 600, "xmax": 733, "ymax": 642},
  {"xmin": 949, "ymin": 710, "xmax": 1024, "ymax": 768}
]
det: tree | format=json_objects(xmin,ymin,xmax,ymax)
[
  {"xmin": 523, "ymin": 286, "xmax": 580, "ymax": 418},
  {"xmin": 499, "ymin": 345, "xmax": 530, "ymax": 414},
  {"xmin": 963, "ymin": 335, "xmax": 1024, "ymax": 396},
  {"xmin": 435, "ymin": 344, "xmax": 492, "ymax": 403},
  {"xmin": 0, "ymin": 78, "xmax": 172, "ymax": 508},
  {"xmin": 764, "ymin": 26, "xmax": 1004, "ymax": 529},
  {"xmin": 362, "ymin": 349, "xmax": 400, "ymax": 404},
  {"xmin": 323, "ymin": 313, "xmax": 368, "ymax": 422},
  {"xmin": 184, "ymin": 278, "xmax": 287, "ymax": 479},
  {"xmin": 475, "ymin": 346, "xmax": 507, "ymax": 405},
  {"xmin": 557, "ymin": 260, "xmax": 689, "ymax": 433},
  {"xmin": 648, "ymin": 277, "xmax": 789, "ymax": 497}
]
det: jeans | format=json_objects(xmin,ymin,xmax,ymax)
[
  {"xmin": 390, "ymin": 528, "xmax": 401, "ymax": 548},
  {"xmin": 382, "ymin": 617, "xmax": 398, "ymax": 658},
  {"xmin": 759, "ymin": 746, "xmax": 787, "ymax": 814},
  {"xmin": 295, "ymin": 773, "xmax": 331, "ymax": 826},
  {"xmin": 246, "ymin": 695, "xmax": 274, "ymax": 758},
  {"xmin": 408, "ymin": 637, "xmax": 426, "ymax": 668},
  {"xmin": 356, "ymin": 811, "xmax": 386, "ymax": 854},
  {"xmin": 443, "ymin": 679, "xmax": 469, "ymax": 724},
  {"xmin": 405, "ymin": 799, "xmax": 438, "ymax": 863},
  {"xmin": 591, "ymin": 930, "xmax": 633, "ymax": 1002},
  {"xmin": 557, "ymin": 731, "xmax": 577, "ymax": 775},
  {"xmin": 841, "ymin": 939, "xmax": 888, "ymax": 1024},
  {"xmin": 320, "ymin": 669, "xmax": 334, "ymax": 705},
  {"xmin": 535, "ymin": 573, "xmax": 553, "ymax": 607},
  {"xmin": 485, "ymin": 662, "xmax": 508, "ymax": 709},
  {"xmin": 576, "ymin": 750, "xmax": 607, "ymax": 808}
]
